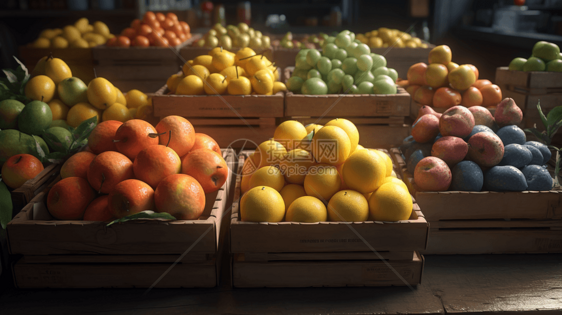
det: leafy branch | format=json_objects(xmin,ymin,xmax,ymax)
[
  {"xmin": 106, "ymin": 211, "xmax": 177, "ymax": 227},
  {"xmin": 0, "ymin": 56, "xmax": 31, "ymax": 103}
]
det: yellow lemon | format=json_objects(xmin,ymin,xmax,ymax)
[
  {"xmin": 39, "ymin": 29, "xmax": 57, "ymax": 40},
  {"xmin": 256, "ymin": 139, "xmax": 287, "ymax": 167},
  {"xmin": 381, "ymin": 176, "xmax": 408, "ymax": 192},
  {"xmin": 183, "ymin": 64, "xmax": 210, "ymax": 80},
  {"xmin": 176, "ymin": 75, "xmax": 205, "ymax": 95},
  {"xmin": 220, "ymin": 66, "xmax": 246, "ymax": 84},
  {"xmin": 102, "ymin": 103, "xmax": 132, "ymax": 122},
  {"xmin": 93, "ymin": 21, "xmax": 110, "ymax": 37},
  {"xmin": 192, "ymin": 55, "xmax": 213, "ymax": 69},
  {"xmin": 212, "ymin": 51, "xmax": 236, "ymax": 72},
  {"xmin": 87, "ymin": 77, "xmax": 117, "ymax": 110},
  {"xmin": 62, "ymin": 25, "xmax": 81, "ymax": 42},
  {"xmin": 279, "ymin": 184, "xmax": 306, "ymax": 211},
  {"xmin": 128, "ymin": 107, "xmax": 138, "ymax": 118},
  {"xmin": 166, "ymin": 73, "xmax": 185, "ymax": 93},
  {"xmin": 227, "ymin": 76, "xmax": 252, "ymax": 95},
  {"xmin": 115, "ymin": 88, "xmax": 126, "ymax": 106},
  {"xmin": 241, "ymin": 174, "xmax": 252, "ymax": 194},
  {"xmin": 86, "ymin": 25, "xmax": 94, "ymax": 33},
  {"xmin": 305, "ymin": 123, "xmax": 322, "ymax": 135},
  {"xmin": 286, "ymin": 196, "xmax": 327, "ymax": 222},
  {"xmin": 248, "ymin": 166, "xmax": 285, "ymax": 192},
  {"xmin": 351, "ymin": 144, "xmax": 366, "ymax": 156},
  {"xmin": 48, "ymin": 99, "xmax": 69, "ymax": 121},
  {"xmin": 368, "ymin": 183, "xmax": 413, "ymax": 221},
  {"xmin": 25, "ymin": 75, "xmax": 55, "ymax": 102},
  {"xmin": 135, "ymin": 104, "xmax": 153, "ymax": 120},
  {"xmin": 336, "ymin": 163, "xmax": 348, "ymax": 190},
  {"xmin": 245, "ymin": 56, "xmax": 269, "ymax": 76},
  {"xmin": 240, "ymin": 186, "xmax": 285, "ymax": 222},
  {"xmin": 342, "ymin": 149, "xmax": 386, "ymax": 194},
  {"xmin": 311, "ymin": 126, "xmax": 351, "ymax": 165},
  {"xmin": 325, "ymin": 118, "xmax": 359, "ymax": 153},
  {"xmin": 274, "ymin": 120, "xmax": 307, "ymax": 151},
  {"xmin": 67, "ymin": 102, "xmax": 100, "ymax": 128},
  {"xmin": 33, "ymin": 38, "xmax": 51, "ymax": 48},
  {"xmin": 234, "ymin": 47, "xmax": 256, "ymax": 68},
  {"xmin": 370, "ymin": 149, "xmax": 393, "ymax": 177},
  {"xmin": 75, "ymin": 18, "xmax": 89, "ymax": 33},
  {"xmin": 369, "ymin": 36, "xmax": 383, "ymax": 48},
  {"xmin": 53, "ymin": 28, "xmax": 63, "ymax": 36},
  {"xmin": 204, "ymin": 73, "xmax": 228, "ymax": 95},
  {"xmin": 90, "ymin": 33, "xmax": 106, "ymax": 46},
  {"xmin": 250, "ymin": 69, "xmax": 274, "ymax": 95},
  {"xmin": 272, "ymin": 82, "xmax": 287, "ymax": 94},
  {"xmin": 328, "ymin": 190, "xmax": 369, "ymax": 222},
  {"xmin": 44, "ymin": 57, "xmax": 72, "ymax": 85},
  {"xmin": 304, "ymin": 164, "xmax": 341, "ymax": 201},
  {"xmin": 279, "ymin": 149, "xmax": 314, "ymax": 185},
  {"xmin": 70, "ymin": 38, "xmax": 89, "ymax": 48},
  {"xmin": 51, "ymin": 36, "xmax": 69, "ymax": 49},
  {"xmin": 124, "ymin": 89, "xmax": 148, "ymax": 108}
]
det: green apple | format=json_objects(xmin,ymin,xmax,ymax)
[
  {"xmin": 247, "ymin": 28, "xmax": 255, "ymax": 38},
  {"xmin": 373, "ymin": 80, "xmax": 397, "ymax": 94},
  {"xmin": 331, "ymin": 59, "xmax": 342, "ymax": 69},
  {"xmin": 328, "ymin": 80, "xmax": 341, "ymax": 94},
  {"xmin": 287, "ymin": 76, "xmax": 304, "ymax": 93},
  {"xmin": 352, "ymin": 44, "xmax": 370, "ymax": 58},
  {"xmin": 292, "ymin": 68, "xmax": 309, "ymax": 80},
  {"xmin": 387, "ymin": 68, "xmax": 398, "ymax": 82},
  {"xmin": 325, "ymin": 36, "xmax": 336, "ymax": 44},
  {"xmin": 532, "ymin": 41, "xmax": 560, "ymax": 62},
  {"xmin": 355, "ymin": 70, "xmax": 375, "ymax": 84},
  {"xmin": 317, "ymin": 57, "xmax": 332, "ymax": 75},
  {"xmin": 261, "ymin": 36, "xmax": 271, "ymax": 48},
  {"xmin": 219, "ymin": 35, "xmax": 232, "ymax": 50},
  {"xmin": 342, "ymin": 75, "xmax": 354, "ymax": 91},
  {"xmin": 249, "ymin": 37, "xmax": 262, "ymax": 49},
  {"xmin": 323, "ymin": 43, "xmax": 338, "ymax": 59},
  {"xmin": 546, "ymin": 59, "xmax": 562, "ymax": 72},
  {"xmin": 296, "ymin": 55, "xmax": 313, "ymax": 70},
  {"xmin": 334, "ymin": 49, "xmax": 348, "ymax": 61},
  {"xmin": 342, "ymin": 58, "xmax": 358, "ymax": 75},
  {"xmin": 349, "ymin": 85, "xmax": 359, "ymax": 94},
  {"xmin": 238, "ymin": 22, "xmax": 249, "ymax": 33},
  {"xmin": 307, "ymin": 69, "xmax": 322, "ymax": 80},
  {"xmin": 236, "ymin": 34, "xmax": 250, "ymax": 48},
  {"xmin": 523, "ymin": 57, "xmax": 546, "ymax": 71},
  {"xmin": 206, "ymin": 29, "xmax": 217, "ymax": 39},
  {"xmin": 358, "ymin": 81, "xmax": 374, "ymax": 94},
  {"xmin": 376, "ymin": 75, "xmax": 395, "ymax": 85},
  {"xmin": 371, "ymin": 54, "xmax": 387, "ymax": 69},
  {"xmin": 335, "ymin": 33, "xmax": 351, "ymax": 48},
  {"xmin": 306, "ymin": 49, "xmax": 322, "ymax": 67},
  {"xmin": 357, "ymin": 55, "xmax": 373, "ymax": 72},
  {"xmin": 0, "ymin": 99, "xmax": 25, "ymax": 129},
  {"xmin": 328, "ymin": 69, "xmax": 345, "ymax": 84},
  {"xmin": 255, "ymin": 30, "xmax": 263, "ymax": 38},
  {"xmin": 227, "ymin": 26, "xmax": 240, "ymax": 38},
  {"xmin": 345, "ymin": 42, "xmax": 359, "ymax": 55},
  {"xmin": 509, "ymin": 57, "xmax": 527, "ymax": 71},
  {"xmin": 301, "ymin": 78, "xmax": 328, "ymax": 95},
  {"xmin": 373, "ymin": 66, "xmax": 390, "ymax": 77},
  {"xmin": 197, "ymin": 39, "xmax": 205, "ymax": 47},
  {"xmin": 58, "ymin": 77, "xmax": 88, "ymax": 107}
]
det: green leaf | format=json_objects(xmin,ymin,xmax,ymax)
[
  {"xmin": 13, "ymin": 56, "xmax": 29, "ymax": 81},
  {"xmin": 106, "ymin": 211, "xmax": 176, "ymax": 227},
  {"xmin": 524, "ymin": 128, "xmax": 549, "ymax": 145},
  {"xmin": 42, "ymin": 132, "xmax": 69, "ymax": 154},
  {"xmin": 72, "ymin": 116, "xmax": 98, "ymax": 144},
  {"xmin": 547, "ymin": 106, "xmax": 562, "ymax": 132},
  {"xmin": 3, "ymin": 70, "xmax": 17, "ymax": 84},
  {"xmin": 0, "ymin": 180, "xmax": 13, "ymax": 229},
  {"xmin": 33, "ymin": 137, "xmax": 47, "ymax": 162},
  {"xmin": 44, "ymin": 151, "xmax": 68, "ymax": 164},
  {"xmin": 536, "ymin": 101, "xmax": 548, "ymax": 131}
]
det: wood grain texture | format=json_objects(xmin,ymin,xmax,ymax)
[
  {"xmin": 496, "ymin": 66, "xmax": 562, "ymax": 89},
  {"xmin": 11, "ymin": 164, "xmax": 61, "ymax": 213}
]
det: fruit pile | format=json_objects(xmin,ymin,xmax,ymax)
[
  {"xmin": 286, "ymin": 31, "xmax": 399, "ymax": 95},
  {"xmin": 109, "ymin": 11, "xmax": 191, "ymax": 48},
  {"xmin": 407, "ymin": 45, "xmax": 502, "ymax": 109},
  {"xmin": 356, "ymin": 28, "xmax": 428, "ymax": 49},
  {"xmin": 166, "ymin": 47, "xmax": 286, "ymax": 96},
  {"xmin": 30, "ymin": 18, "xmax": 113, "ymax": 49},
  {"xmin": 194, "ymin": 23, "xmax": 270, "ymax": 50},
  {"xmin": 47, "ymin": 116, "xmax": 226, "ymax": 222},
  {"xmin": 273, "ymin": 32, "xmax": 324, "ymax": 49},
  {"xmin": 27, "ymin": 55, "xmax": 152, "ymax": 128},
  {"xmin": 239, "ymin": 119, "xmax": 412, "ymax": 223},
  {"xmin": 404, "ymin": 99, "xmax": 552, "ymax": 192},
  {"xmin": 508, "ymin": 41, "xmax": 562, "ymax": 72}
]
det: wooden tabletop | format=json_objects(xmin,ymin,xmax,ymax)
[{"xmin": 1, "ymin": 254, "xmax": 561, "ymax": 314}]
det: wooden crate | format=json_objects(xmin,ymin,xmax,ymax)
[
  {"xmin": 92, "ymin": 35, "xmax": 199, "ymax": 93},
  {"xmin": 7, "ymin": 149, "xmax": 236, "ymax": 289},
  {"xmin": 152, "ymin": 85, "xmax": 284, "ymax": 149},
  {"xmin": 11, "ymin": 164, "xmax": 61, "ymax": 213},
  {"xmin": 18, "ymin": 47, "xmax": 95, "ymax": 83},
  {"xmin": 230, "ymin": 151, "xmax": 428, "ymax": 288},
  {"xmin": 390, "ymin": 147, "xmax": 562, "ymax": 255}
]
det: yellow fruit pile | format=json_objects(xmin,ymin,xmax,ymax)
[
  {"xmin": 356, "ymin": 28, "xmax": 428, "ymax": 49},
  {"xmin": 27, "ymin": 55, "xmax": 153, "ymax": 128},
  {"xmin": 30, "ymin": 18, "xmax": 114, "ymax": 49},
  {"xmin": 240, "ymin": 119, "xmax": 413, "ymax": 223},
  {"xmin": 167, "ymin": 47, "xmax": 287, "ymax": 96}
]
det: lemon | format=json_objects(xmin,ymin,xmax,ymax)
[
  {"xmin": 176, "ymin": 75, "xmax": 205, "ymax": 95},
  {"xmin": 135, "ymin": 104, "xmax": 153, "ymax": 120},
  {"xmin": 115, "ymin": 88, "xmax": 126, "ymax": 106},
  {"xmin": 354, "ymin": 144, "xmax": 365, "ymax": 152},
  {"xmin": 227, "ymin": 76, "xmax": 252, "ymax": 95},
  {"xmin": 93, "ymin": 21, "xmax": 110, "ymax": 37},
  {"xmin": 342, "ymin": 149, "xmax": 386, "ymax": 194},
  {"xmin": 304, "ymin": 164, "xmax": 341, "ymax": 201},
  {"xmin": 336, "ymin": 163, "xmax": 348, "ymax": 190},
  {"xmin": 279, "ymin": 149, "xmax": 314, "ymax": 185},
  {"xmin": 51, "ymin": 36, "xmax": 69, "ymax": 49},
  {"xmin": 212, "ymin": 52, "xmax": 236, "ymax": 72},
  {"xmin": 325, "ymin": 118, "xmax": 359, "ymax": 153},
  {"xmin": 70, "ymin": 38, "xmax": 89, "ymax": 48},
  {"xmin": 251, "ymin": 70, "xmax": 274, "ymax": 95},
  {"xmin": 249, "ymin": 166, "xmax": 285, "ymax": 192},
  {"xmin": 105, "ymin": 33, "xmax": 115, "ymax": 40},
  {"xmin": 193, "ymin": 55, "xmax": 213, "ymax": 69},
  {"xmin": 241, "ymin": 174, "xmax": 252, "ymax": 194},
  {"xmin": 220, "ymin": 66, "xmax": 246, "ymax": 84},
  {"xmin": 279, "ymin": 184, "xmax": 306, "ymax": 211},
  {"xmin": 128, "ymin": 107, "xmax": 138, "ymax": 118},
  {"xmin": 305, "ymin": 123, "xmax": 323, "ymax": 135},
  {"xmin": 124, "ymin": 89, "xmax": 148, "ymax": 108},
  {"xmin": 272, "ymin": 82, "xmax": 287, "ymax": 94},
  {"xmin": 87, "ymin": 77, "xmax": 117, "ymax": 110},
  {"xmin": 369, "ymin": 37, "xmax": 383, "ymax": 48},
  {"xmin": 67, "ymin": 102, "xmax": 100, "ymax": 128},
  {"xmin": 368, "ymin": 183, "xmax": 413, "ymax": 221},
  {"xmin": 25, "ymin": 75, "xmax": 55, "ymax": 102},
  {"xmin": 33, "ymin": 38, "xmax": 51, "ymax": 48},
  {"xmin": 75, "ymin": 18, "xmax": 89, "ymax": 33},
  {"xmin": 204, "ymin": 73, "xmax": 228, "ymax": 95},
  {"xmin": 45, "ymin": 57, "xmax": 72, "ymax": 85},
  {"xmin": 48, "ymin": 99, "xmax": 69, "ymax": 121},
  {"xmin": 381, "ymin": 176, "xmax": 408, "ymax": 192},
  {"xmin": 286, "ymin": 196, "xmax": 327, "ymax": 222},
  {"xmin": 166, "ymin": 73, "xmax": 185, "ymax": 93},
  {"xmin": 370, "ymin": 149, "xmax": 393, "ymax": 177},
  {"xmin": 86, "ymin": 25, "xmax": 94, "ymax": 33},
  {"xmin": 53, "ymin": 28, "xmax": 63, "ymax": 36},
  {"xmin": 328, "ymin": 190, "xmax": 369, "ymax": 222},
  {"xmin": 90, "ymin": 34, "xmax": 106, "ymax": 46},
  {"xmin": 256, "ymin": 139, "xmax": 287, "ymax": 167},
  {"xmin": 102, "ymin": 103, "xmax": 132, "ymax": 122},
  {"xmin": 274, "ymin": 120, "xmax": 307, "ymax": 151},
  {"xmin": 234, "ymin": 47, "xmax": 256, "ymax": 68},
  {"xmin": 312, "ymin": 125, "xmax": 351, "ymax": 165},
  {"xmin": 183, "ymin": 64, "xmax": 210, "ymax": 80},
  {"xmin": 39, "ymin": 29, "xmax": 57, "ymax": 40},
  {"xmin": 245, "ymin": 56, "xmax": 269, "ymax": 76},
  {"xmin": 62, "ymin": 25, "xmax": 81, "ymax": 42},
  {"xmin": 240, "ymin": 186, "xmax": 285, "ymax": 222}
]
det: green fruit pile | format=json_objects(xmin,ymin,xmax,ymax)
[
  {"xmin": 508, "ymin": 41, "xmax": 562, "ymax": 72},
  {"xmin": 286, "ymin": 30, "xmax": 399, "ymax": 95},
  {"xmin": 195, "ymin": 22, "xmax": 271, "ymax": 50}
]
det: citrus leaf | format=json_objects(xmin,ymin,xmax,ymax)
[
  {"xmin": 525, "ymin": 128, "xmax": 549, "ymax": 145},
  {"xmin": 72, "ymin": 116, "xmax": 97, "ymax": 144},
  {"xmin": 547, "ymin": 106, "xmax": 562, "ymax": 133},
  {"xmin": 106, "ymin": 211, "xmax": 176, "ymax": 227},
  {"xmin": 33, "ymin": 137, "xmax": 47, "ymax": 162},
  {"xmin": 44, "ymin": 151, "xmax": 67, "ymax": 164},
  {"xmin": 13, "ymin": 56, "xmax": 29, "ymax": 81},
  {"xmin": 0, "ymin": 180, "xmax": 13, "ymax": 229},
  {"xmin": 2, "ymin": 70, "xmax": 17, "ymax": 84},
  {"xmin": 537, "ymin": 101, "xmax": 548, "ymax": 131}
]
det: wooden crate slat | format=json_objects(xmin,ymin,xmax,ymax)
[
  {"xmin": 95, "ymin": 65, "xmax": 178, "ymax": 81},
  {"xmin": 11, "ymin": 164, "xmax": 61, "ymax": 212},
  {"xmin": 242, "ymin": 251, "xmax": 415, "ymax": 262},
  {"xmin": 431, "ymin": 219, "xmax": 562, "ymax": 229},
  {"xmin": 188, "ymin": 117, "xmax": 275, "ymax": 127},
  {"xmin": 496, "ymin": 66, "xmax": 562, "ymax": 89},
  {"xmin": 19, "ymin": 253, "xmax": 212, "ymax": 264},
  {"xmin": 286, "ymin": 116, "xmax": 406, "ymax": 125}
]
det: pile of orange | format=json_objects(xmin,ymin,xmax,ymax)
[
  {"xmin": 107, "ymin": 11, "xmax": 191, "ymax": 48},
  {"xmin": 406, "ymin": 45, "xmax": 502, "ymax": 110},
  {"xmin": 47, "ymin": 116, "xmax": 227, "ymax": 222}
]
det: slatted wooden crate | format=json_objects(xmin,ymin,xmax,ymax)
[
  {"xmin": 7, "ymin": 149, "xmax": 235, "ymax": 289},
  {"xmin": 284, "ymin": 67, "xmax": 411, "ymax": 149},
  {"xmin": 18, "ymin": 47, "xmax": 95, "ymax": 83},
  {"xmin": 152, "ymin": 85, "xmax": 284, "ymax": 150},
  {"xmin": 390, "ymin": 148, "xmax": 562, "ymax": 255},
  {"xmin": 11, "ymin": 163, "xmax": 62, "ymax": 213},
  {"xmin": 230, "ymin": 151, "xmax": 428, "ymax": 288}
]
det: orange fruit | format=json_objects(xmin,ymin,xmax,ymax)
[
  {"xmin": 108, "ymin": 179, "xmax": 155, "ymax": 219},
  {"xmin": 462, "ymin": 87, "xmax": 483, "ymax": 107},
  {"xmin": 143, "ymin": 11, "xmax": 157, "ymax": 23},
  {"xmin": 138, "ymin": 25, "xmax": 153, "ymax": 37},
  {"xmin": 472, "ymin": 79, "xmax": 492, "ymax": 90},
  {"xmin": 155, "ymin": 115, "xmax": 195, "ymax": 157},
  {"xmin": 133, "ymin": 35, "xmax": 150, "ymax": 47},
  {"xmin": 428, "ymin": 45, "xmax": 452, "ymax": 65},
  {"xmin": 83, "ymin": 195, "xmax": 114, "ymax": 222},
  {"xmin": 190, "ymin": 133, "xmax": 221, "ymax": 155},
  {"xmin": 133, "ymin": 145, "xmax": 182, "ymax": 188},
  {"xmin": 433, "ymin": 87, "xmax": 461, "ymax": 109},
  {"xmin": 1, "ymin": 154, "xmax": 44, "ymax": 189},
  {"xmin": 121, "ymin": 27, "xmax": 137, "ymax": 39},
  {"xmin": 114, "ymin": 119, "xmax": 159, "ymax": 160},
  {"xmin": 181, "ymin": 149, "xmax": 228, "ymax": 194},
  {"xmin": 413, "ymin": 86, "xmax": 435, "ymax": 106},
  {"xmin": 87, "ymin": 151, "xmax": 134, "ymax": 194},
  {"xmin": 480, "ymin": 84, "xmax": 503, "ymax": 107},
  {"xmin": 88, "ymin": 120, "xmax": 123, "ymax": 154},
  {"xmin": 47, "ymin": 177, "xmax": 95, "ymax": 220},
  {"xmin": 154, "ymin": 174, "xmax": 206, "ymax": 220},
  {"xmin": 166, "ymin": 12, "xmax": 178, "ymax": 22},
  {"xmin": 131, "ymin": 19, "xmax": 141, "ymax": 30},
  {"xmin": 156, "ymin": 12, "xmax": 166, "ymax": 22},
  {"xmin": 116, "ymin": 36, "xmax": 130, "ymax": 47},
  {"xmin": 60, "ymin": 151, "xmax": 96, "ymax": 180}
]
